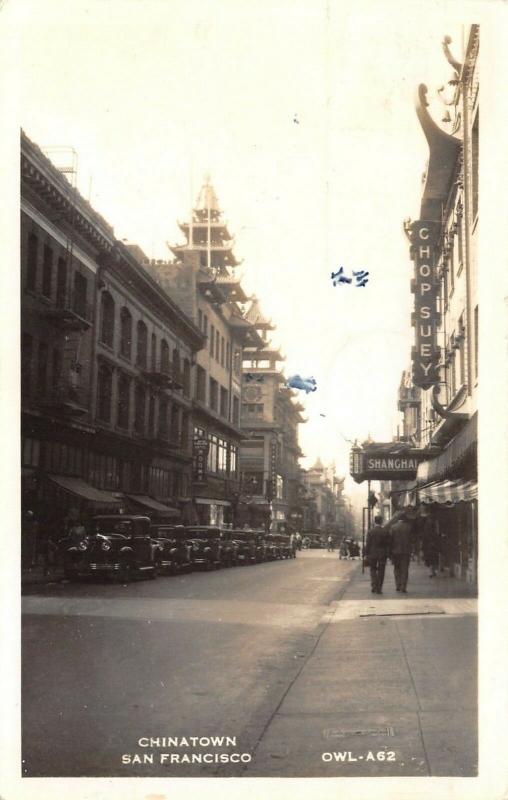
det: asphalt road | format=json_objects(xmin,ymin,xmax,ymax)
[{"xmin": 22, "ymin": 550, "xmax": 359, "ymax": 777}]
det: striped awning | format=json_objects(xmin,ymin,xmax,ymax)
[{"xmin": 418, "ymin": 479, "xmax": 477, "ymax": 505}]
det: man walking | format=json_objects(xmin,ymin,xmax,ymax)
[
  {"xmin": 390, "ymin": 512, "xmax": 413, "ymax": 593},
  {"xmin": 365, "ymin": 514, "xmax": 391, "ymax": 594}
]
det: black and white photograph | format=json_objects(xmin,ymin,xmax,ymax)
[{"xmin": 1, "ymin": 1, "xmax": 508, "ymax": 799}]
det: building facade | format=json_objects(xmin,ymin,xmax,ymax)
[
  {"xmin": 142, "ymin": 179, "xmax": 264, "ymax": 526},
  {"xmin": 21, "ymin": 132, "xmax": 205, "ymax": 550},
  {"xmin": 398, "ymin": 27, "xmax": 479, "ymax": 583}
]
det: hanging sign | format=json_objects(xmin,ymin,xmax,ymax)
[
  {"xmin": 193, "ymin": 437, "xmax": 209, "ymax": 483},
  {"xmin": 410, "ymin": 220, "xmax": 441, "ymax": 389}
]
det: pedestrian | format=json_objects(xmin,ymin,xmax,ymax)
[
  {"xmin": 295, "ymin": 532, "xmax": 302, "ymax": 551},
  {"xmin": 339, "ymin": 538, "xmax": 348, "ymax": 559},
  {"xmin": 364, "ymin": 515, "xmax": 391, "ymax": 594},
  {"xmin": 421, "ymin": 511, "xmax": 440, "ymax": 577},
  {"xmin": 289, "ymin": 532, "xmax": 297, "ymax": 557},
  {"xmin": 327, "ymin": 535, "xmax": 333, "ymax": 552},
  {"xmin": 390, "ymin": 512, "xmax": 413, "ymax": 593}
]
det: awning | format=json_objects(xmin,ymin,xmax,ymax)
[
  {"xmin": 126, "ymin": 495, "xmax": 180, "ymax": 517},
  {"xmin": 419, "ymin": 479, "xmax": 478, "ymax": 505},
  {"xmin": 417, "ymin": 412, "xmax": 477, "ymax": 484},
  {"xmin": 47, "ymin": 475, "xmax": 121, "ymax": 506}
]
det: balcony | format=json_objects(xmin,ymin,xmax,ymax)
[
  {"xmin": 44, "ymin": 291, "xmax": 93, "ymax": 330},
  {"xmin": 39, "ymin": 383, "xmax": 89, "ymax": 416},
  {"xmin": 142, "ymin": 363, "xmax": 184, "ymax": 391}
]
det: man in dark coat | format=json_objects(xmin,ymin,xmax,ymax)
[
  {"xmin": 390, "ymin": 512, "xmax": 413, "ymax": 593},
  {"xmin": 365, "ymin": 514, "xmax": 391, "ymax": 594}
]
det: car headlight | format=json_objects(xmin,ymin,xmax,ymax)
[
  {"xmin": 101, "ymin": 541, "xmax": 111, "ymax": 552},
  {"xmin": 78, "ymin": 541, "xmax": 88, "ymax": 551}
]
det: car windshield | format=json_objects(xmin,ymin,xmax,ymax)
[{"xmin": 94, "ymin": 520, "xmax": 133, "ymax": 536}]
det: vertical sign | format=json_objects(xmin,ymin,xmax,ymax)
[
  {"xmin": 410, "ymin": 220, "xmax": 440, "ymax": 388},
  {"xmin": 193, "ymin": 437, "xmax": 209, "ymax": 483},
  {"xmin": 267, "ymin": 439, "xmax": 277, "ymax": 500}
]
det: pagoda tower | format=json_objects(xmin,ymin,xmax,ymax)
[{"xmin": 170, "ymin": 175, "xmax": 241, "ymax": 277}]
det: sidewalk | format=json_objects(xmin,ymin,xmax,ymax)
[
  {"xmin": 21, "ymin": 564, "xmax": 65, "ymax": 587},
  {"xmin": 245, "ymin": 560, "xmax": 478, "ymax": 777}
]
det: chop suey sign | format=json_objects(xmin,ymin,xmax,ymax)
[{"xmin": 410, "ymin": 220, "xmax": 440, "ymax": 389}]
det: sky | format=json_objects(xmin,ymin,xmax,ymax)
[{"xmin": 13, "ymin": 0, "xmax": 468, "ymax": 515}]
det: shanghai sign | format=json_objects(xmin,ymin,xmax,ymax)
[
  {"xmin": 349, "ymin": 445, "xmax": 430, "ymax": 483},
  {"xmin": 410, "ymin": 220, "xmax": 440, "ymax": 389}
]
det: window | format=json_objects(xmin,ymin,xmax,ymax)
[
  {"xmin": 220, "ymin": 336, "xmax": 225, "ymax": 366},
  {"xmin": 134, "ymin": 383, "xmax": 146, "ymax": 434},
  {"xmin": 161, "ymin": 339, "xmax": 170, "ymax": 373},
  {"xmin": 23, "ymin": 437, "xmax": 40, "ymax": 468},
  {"xmin": 242, "ymin": 403, "xmax": 264, "ymax": 418},
  {"xmin": 229, "ymin": 445, "xmax": 238, "ymax": 477},
  {"xmin": 117, "ymin": 373, "xmax": 131, "ymax": 429},
  {"xmin": 203, "ymin": 314, "xmax": 208, "ymax": 336},
  {"xmin": 207, "ymin": 434, "xmax": 218, "ymax": 472},
  {"xmin": 226, "ymin": 342, "xmax": 231, "ymax": 371},
  {"xmin": 37, "ymin": 341, "xmax": 48, "ymax": 396},
  {"xmin": 136, "ymin": 320, "xmax": 148, "ymax": 367},
  {"xmin": 472, "ymin": 112, "xmax": 478, "ymax": 221},
  {"xmin": 158, "ymin": 397, "xmax": 168, "ymax": 437},
  {"xmin": 220, "ymin": 386, "xmax": 228, "ymax": 418},
  {"xmin": 183, "ymin": 359, "xmax": 191, "ymax": 397},
  {"xmin": 151, "ymin": 333, "xmax": 157, "ymax": 371},
  {"xmin": 52, "ymin": 347, "xmax": 62, "ymax": 390},
  {"xmin": 56, "ymin": 257, "xmax": 67, "ymax": 307},
  {"xmin": 210, "ymin": 324, "xmax": 215, "ymax": 357},
  {"xmin": 100, "ymin": 292, "xmax": 115, "ymax": 347},
  {"xmin": 74, "ymin": 272, "xmax": 88, "ymax": 319},
  {"xmin": 276, "ymin": 475, "xmax": 284, "ymax": 500},
  {"xmin": 97, "ymin": 364, "xmax": 113, "ymax": 422},
  {"xmin": 242, "ymin": 470, "xmax": 263, "ymax": 493},
  {"xmin": 218, "ymin": 438, "xmax": 228, "ymax": 474},
  {"xmin": 209, "ymin": 378, "xmax": 218, "ymax": 411},
  {"xmin": 26, "ymin": 233, "xmax": 38, "ymax": 291},
  {"xmin": 120, "ymin": 307, "xmax": 132, "ymax": 359},
  {"xmin": 449, "ymin": 337, "xmax": 456, "ymax": 398},
  {"xmin": 215, "ymin": 330, "xmax": 220, "ymax": 361},
  {"xmin": 42, "ymin": 245, "xmax": 53, "ymax": 298},
  {"xmin": 196, "ymin": 365, "xmax": 206, "ymax": 402},
  {"xmin": 21, "ymin": 334, "xmax": 33, "ymax": 396},
  {"xmin": 181, "ymin": 411, "xmax": 189, "ymax": 448},
  {"xmin": 232, "ymin": 396, "xmax": 240, "ymax": 426},
  {"xmin": 233, "ymin": 347, "xmax": 241, "ymax": 376},
  {"xmin": 458, "ymin": 314, "xmax": 466, "ymax": 387}
]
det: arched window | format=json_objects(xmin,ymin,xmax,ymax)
[
  {"xmin": 134, "ymin": 383, "xmax": 146, "ymax": 434},
  {"xmin": 117, "ymin": 373, "xmax": 130, "ymax": 428},
  {"xmin": 161, "ymin": 339, "xmax": 170, "ymax": 373},
  {"xmin": 136, "ymin": 321, "xmax": 148, "ymax": 368},
  {"xmin": 183, "ymin": 359, "xmax": 191, "ymax": 397},
  {"xmin": 97, "ymin": 364, "xmax": 113, "ymax": 422},
  {"xmin": 100, "ymin": 292, "xmax": 115, "ymax": 347},
  {"xmin": 120, "ymin": 307, "xmax": 132, "ymax": 359}
]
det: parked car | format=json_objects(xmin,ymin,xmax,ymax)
[
  {"xmin": 150, "ymin": 524, "xmax": 193, "ymax": 574},
  {"xmin": 263, "ymin": 534, "xmax": 282, "ymax": 560},
  {"xmin": 185, "ymin": 526, "xmax": 223, "ymax": 570},
  {"xmin": 60, "ymin": 515, "xmax": 158, "ymax": 581},
  {"xmin": 230, "ymin": 530, "xmax": 262, "ymax": 564},
  {"xmin": 274, "ymin": 533, "xmax": 295, "ymax": 559}
]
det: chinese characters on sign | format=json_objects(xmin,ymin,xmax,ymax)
[
  {"xmin": 409, "ymin": 220, "xmax": 440, "ymax": 389},
  {"xmin": 331, "ymin": 267, "xmax": 369, "ymax": 287},
  {"xmin": 193, "ymin": 437, "xmax": 209, "ymax": 483}
]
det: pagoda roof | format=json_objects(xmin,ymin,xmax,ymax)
[
  {"xmin": 243, "ymin": 347, "xmax": 285, "ymax": 361},
  {"xmin": 214, "ymin": 275, "xmax": 250, "ymax": 302},
  {"xmin": 244, "ymin": 297, "xmax": 275, "ymax": 330},
  {"xmin": 178, "ymin": 219, "xmax": 233, "ymax": 239},
  {"xmin": 195, "ymin": 175, "xmax": 221, "ymax": 213},
  {"xmin": 228, "ymin": 314, "xmax": 265, "ymax": 347},
  {"xmin": 170, "ymin": 242, "xmax": 240, "ymax": 267}
]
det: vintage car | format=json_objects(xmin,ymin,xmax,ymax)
[
  {"xmin": 263, "ymin": 534, "xmax": 282, "ymax": 560},
  {"xmin": 150, "ymin": 524, "xmax": 194, "ymax": 574},
  {"xmin": 60, "ymin": 515, "xmax": 158, "ymax": 581},
  {"xmin": 184, "ymin": 526, "xmax": 223, "ymax": 570},
  {"xmin": 274, "ymin": 533, "xmax": 295, "ymax": 559},
  {"xmin": 230, "ymin": 530, "xmax": 262, "ymax": 564}
]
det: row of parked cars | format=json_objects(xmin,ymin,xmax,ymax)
[{"xmin": 60, "ymin": 515, "xmax": 296, "ymax": 582}]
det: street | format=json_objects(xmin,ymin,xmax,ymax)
[{"xmin": 22, "ymin": 550, "xmax": 477, "ymax": 778}]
